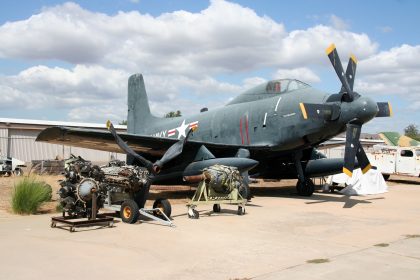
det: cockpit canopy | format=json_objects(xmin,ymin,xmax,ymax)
[{"xmin": 227, "ymin": 79, "xmax": 310, "ymax": 106}]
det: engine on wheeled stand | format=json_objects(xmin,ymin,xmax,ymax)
[{"xmin": 57, "ymin": 155, "xmax": 172, "ymax": 225}]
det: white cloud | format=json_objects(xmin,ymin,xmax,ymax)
[
  {"xmin": 356, "ymin": 44, "xmax": 420, "ymax": 111},
  {"xmin": 273, "ymin": 67, "xmax": 320, "ymax": 84},
  {"xmin": 329, "ymin": 14, "xmax": 349, "ymax": 30},
  {"xmin": 0, "ymin": 0, "xmax": 418, "ymax": 131},
  {"xmin": 0, "ymin": 1, "xmax": 377, "ymax": 76},
  {"xmin": 0, "ymin": 65, "xmax": 129, "ymax": 113}
]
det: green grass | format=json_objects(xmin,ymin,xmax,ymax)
[{"xmin": 11, "ymin": 177, "xmax": 52, "ymax": 214}]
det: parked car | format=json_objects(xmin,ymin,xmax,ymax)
[{"xmin": 0, "ymin": 156, "xmax": 26, "ymax": 176}]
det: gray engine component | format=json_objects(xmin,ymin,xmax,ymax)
[{"xmin": 58, "ymin": 155, "xmax": 150, "ymax": 218}]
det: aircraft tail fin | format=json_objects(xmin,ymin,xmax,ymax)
[
  {"xmin": 379, "ymin": 132, "xmax": 420, "ymax": 147},
  {"xmin": 127, "ymin": 74, "xmax": 158, "ymax": 134}
]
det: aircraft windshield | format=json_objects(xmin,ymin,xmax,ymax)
[{"xmin": 265, "ymin": 79, "xmax": 309, "ymax": 94}]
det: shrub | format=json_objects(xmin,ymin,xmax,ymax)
[{"xmin": 11, "ymin": 177, "xmax": 52, "ymax": 214}]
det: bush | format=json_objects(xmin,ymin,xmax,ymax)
[{"xmin": 11, "ymin": 177, "xmax": 52, "ymax": 214}]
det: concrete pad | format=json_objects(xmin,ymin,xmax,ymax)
[
  {"xmin": 256, "ymin": 238, "xmax": 420, "ymax": 280},
  {"xmin": 0, "ymin": 182, "xmax": 419, "ymax": 280}
]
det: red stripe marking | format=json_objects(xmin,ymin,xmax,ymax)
[
  {"xmin": 239, "ymin": 117, "xmax": 244, "ymax": 145},
  {"xmin": 245, "ymin": 115, "xmax": 250, "ymax": 145}
]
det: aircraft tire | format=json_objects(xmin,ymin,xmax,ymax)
[
  {"xmin": 153, "ymin": 198, "xmax": 172, "ymax": 218},
  {"xmin": 120, "ymin": 200, "xmax": 139, "ymax": 224},
  {"xmin": 188, "ymin": 208, "xmax": 199, "ymax": 219},
  {"xmin": 296, "ymin": 179, "xmax": 314, "ymax": 196},
  {"xmin": 213, "ymin": 204, "xmax": 221, "ymax": 213}
]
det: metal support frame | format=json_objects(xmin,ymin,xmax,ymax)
[
  {"xmin": 139, "ymin": 208, "xmax": 174, "ymax": 227},
  {"xmin": 186, "ymin": 180, "xmax": 247, "ymax": 214},
  {"xmin": 51, "ymin": 189, "xmax": 114, "ymax": 232}
]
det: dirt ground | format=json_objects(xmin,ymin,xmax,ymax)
[
  {"xmin": 0, "ymin": 173, "xmax": 418, "ymax": 217},
  {"xmin": 0, "ymin": 174, "xmax": 419, "ymax": 280}
]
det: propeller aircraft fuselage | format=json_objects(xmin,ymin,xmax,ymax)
[{"xmin": 37, "ymin": 44, "xmax": 391, "ymax": 197}]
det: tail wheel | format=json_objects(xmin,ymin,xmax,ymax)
[
  {"xmin": 120, "ymin": 200, "xmax": 139, "ymax": 224},
  {"xmin": 153, "ymin": 198, "xmax": 171, "ymax": 218}
]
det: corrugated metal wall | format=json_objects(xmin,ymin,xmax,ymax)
[
  {"xmin": 319, "ymin": 147, "xmax": 345, "ymax": 158},
  {"xmin": 0, "ymin": 128, "xmax": 8, "ymax": 157},
  {"xmin": 2, "ymin": 128, "xmax": 125, "ymax": 163}
]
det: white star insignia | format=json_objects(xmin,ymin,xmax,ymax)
[{"xmin": 176, "ymin": 120, "xmax": 189, "ymax": 139}]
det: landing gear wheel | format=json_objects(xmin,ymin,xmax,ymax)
[
  {"xmin": 120, "ymin": 200, "xmax": 139, "ymax": 224},
  {"xmin": 50, "ymin": 222, "xmax": 56, "ymax": 228},
  {"xmin": 382, "ymin": 174, "xmax": 390, "ymax": 181},
  {"xmin": 188, "ymin": 208, "xmax": 199, "ymax": 219},
  {"xmin": 296, "ymin": 179, "xmax": 315, "ymax": 196},
  {"xmin": 213, "ymin": 204, "xmax": 221, "ymax": 213},
  {"xmin": 237, "ymin": 206, "xmax": 245, "ymax": 215},
  {"xmin": 153, "ymin": 198, "xmax": 172, "ymax": 218}
]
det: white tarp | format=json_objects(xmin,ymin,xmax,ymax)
[{"xmin": 331, "ymin": 168, "xmax": 388, "ymax": 196}]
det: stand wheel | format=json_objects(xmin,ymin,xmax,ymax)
[
  {"xmin": 213, "ymin": 204, "xmax": 221, "ymax": 213},
  {"xmin": 108, "ymin": 221, "xmax": 114, "ymax": 227},
  {"xmin": 120, "ymin": 200, "xmax": 139, "ymax": 224},
  {"xmin": 50, "ymin": 222, "xmax": 56, "ymax": 228},
  {"xmin": 188, "ymin": 208, "xmax": 199, "ymax": 219},
  {"xmin": 70, "ymin": 227, "xmax": 75, "ymax": 232},
  {"xmin": 237, "ymin": 206, "xmax": 245, "ymax": 216},
  {"xmin": 153, "ymin": 198, "xmax": 172, "ymax": 218}
]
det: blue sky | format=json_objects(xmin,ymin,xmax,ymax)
[{"xmin": 0, "ymin": 0, "xmax": 419, "ymax": 133}]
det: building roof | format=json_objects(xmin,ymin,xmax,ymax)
[{"xmin": 0, "ymin": 118, "xmax": 127, "ymax": 130}]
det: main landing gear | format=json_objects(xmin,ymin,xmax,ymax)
[{"xmin": 294, "ymin": 151, "xmax": 314, "ymax": 196}]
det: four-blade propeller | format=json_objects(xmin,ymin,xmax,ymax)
[{"xmin": 301, "ymin": 44, "xmax": 393, "ymax": 177}]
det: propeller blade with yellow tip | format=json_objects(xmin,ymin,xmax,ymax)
[{"xmin": 326, "ymin": 43, "xmax": 353, "ymax": 101}]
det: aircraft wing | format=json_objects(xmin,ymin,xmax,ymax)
[{"xmin": 36, "ymin": 126, "xmax": 269, "ymax": 158}]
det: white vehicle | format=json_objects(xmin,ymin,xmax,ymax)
[
  {"xmin": 0, "ymin": 156, "xmax": 26, "ymax": 176},
  {"xmin": 367, "ymin": 145, "xmax": 420, "ymax": 180}
]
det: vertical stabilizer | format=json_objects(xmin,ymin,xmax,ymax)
[{"xmin": 127, "ymin": 74, "xmax": 156, "ymax": 134}]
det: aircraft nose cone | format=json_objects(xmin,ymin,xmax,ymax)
[{"xmin": 356, "ymin": 96, "xmax": 378, "ymax": 123}]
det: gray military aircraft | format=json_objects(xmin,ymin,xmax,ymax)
[{"xmin": 37, "ymin": 44, "xmax": 392, "ymax": 197}]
